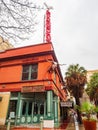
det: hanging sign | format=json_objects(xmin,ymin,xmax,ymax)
[{"xmin": 61, "ymin": 101, "xmax": 73, "ymax": 107}]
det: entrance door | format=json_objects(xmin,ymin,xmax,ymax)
[
  {"xmin": 20, "ymin": 100, "xmax": 45, "ymax": 124},
  {"xmin": 33, "ymin": 102, "xmax": 44, "ymax": 123},
  {"xmin": 20, "ymin": 100, "xmax": 33, "ymax": 124}
]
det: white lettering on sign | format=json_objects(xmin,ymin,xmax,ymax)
[{"xmin": 61, "ymin": 101, "xmax": 73, "ymax": 107}]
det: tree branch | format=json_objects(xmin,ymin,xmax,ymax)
[{"xmin": 0, "ymin": 0, "xmax": 42, "ymax": 44}]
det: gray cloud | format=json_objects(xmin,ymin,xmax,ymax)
[{"xmin": 52, "ymin": 0, "xmax": 98, "ymax": 73}]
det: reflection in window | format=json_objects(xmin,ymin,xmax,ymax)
[
  {"xmin": 28, "ymin": 102, "xmax": 32, "ymax": 115},
  {"xmin": 22, "ymin": 101, "xmax": 26, "ymax": 115},
  {"xmin": 40, "ymin": 103, "xmax": 44, "ymax": 115},
  {"xmin": 33, "ymin": 103, "xmax": 38, "ymax": 114}
]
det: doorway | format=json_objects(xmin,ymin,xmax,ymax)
[{"xmin": 20, "ymin": 93, "xmax": 45, "ymax": 124}]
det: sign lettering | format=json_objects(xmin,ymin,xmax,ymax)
[{"xmin": 21, "ymin": 86, "xmax": 45, "ymax": 93}]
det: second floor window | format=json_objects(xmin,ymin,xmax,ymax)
[{"xmin": 22, "ymin": 64, "xmax": 38, "ymax": 80}]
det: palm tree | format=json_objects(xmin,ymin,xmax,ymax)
[
  {"xmin": 65, "ymin": 64, "xmax": 87, "ymax": 124},
  {"xmin": 86, "ymin": 72, "xmax": 98, "ymax": 105},
  {"xmin": 86, "ymin": 72, "xmax": 98, "ymax": 119}
]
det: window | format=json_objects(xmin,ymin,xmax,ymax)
[
  {"xmin": 22, "ymin": 64, "xmax": 38, "ymax": 80},
  {"xmin": 28, "ymin": 102, "xmax": 32, "ymax": 115},
  {"xmin": 40, "ymin": 103, "xmax": 44, "ymax": 115},
  {"xmin": 8, "ymin": 100, "xmax": 17, "ymax": 118},
  {"xmin": 22, "ymin": 101, "xmax": 26, "ymax": 115},
  {"xmin": 33, "ymin": 103, "xmax": 38, "ymax": 114}
]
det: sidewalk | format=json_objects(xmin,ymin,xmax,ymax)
[
  {"xmin": 66, "ymin": 122, "xmax": 84, "ymax": 130},
  {"xmin": 0, "ymin": 120, "xmax": 84, "ymax": 130},
  {"xmin": 1, "ymin": 119, "xmax": 98, "ymax": 130},
  {"xmin": 11, "ymin": 119, "xmax": 84, "ymax": 130},
  {"xmin": 66, "ymin": 118, "xmax": 98, "ymax": 130},
  {"xmin": 65, "ymin": 114, "xmax": 85, "ymax": 130}
]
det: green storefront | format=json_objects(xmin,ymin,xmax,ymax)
[{"xmin": 7, "ymin": 90, "xmax": 60, "ymax": 127}]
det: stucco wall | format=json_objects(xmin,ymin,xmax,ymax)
[{"xmin": 0, "ymin": 92, "xmax": 10, "ymax": 125}]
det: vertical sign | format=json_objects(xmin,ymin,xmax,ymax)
[{"xmin": 45, "ymin": 9, "xmax": 51, "ymax": 43}]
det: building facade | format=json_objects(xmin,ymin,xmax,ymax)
[
  {"xmin": 80, "ymin": 70, "xmax": 98, "ymax": 103},
  {"xmin": 0, "ymin": 36, "xmax": 13, "ymax": 51},
  {"xmin": 0, "ymin": 43, "xmax": 67, "ymax": 128},
  {"xmin": 87, "ymin": 70, "xmax": 98, "ymax": 82}
]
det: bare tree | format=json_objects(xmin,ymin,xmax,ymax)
[{"xmin": 0, "ymin": 0, "xmax": 43, "ymax": 44}]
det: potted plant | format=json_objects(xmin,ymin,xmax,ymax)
[{"xmin": 76, "ymin": 102, "xmax": 98, "ymax": 130}]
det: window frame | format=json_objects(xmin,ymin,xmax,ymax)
[{"xmin": 22, "ymin": 64, "xmax": 38, "ymax": 80}]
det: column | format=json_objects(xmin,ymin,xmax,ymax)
[
  {"xmin": 54, "ymin": 96, "xmax": 58, "ymax": 123},
  {"xmin": 47, "ymin": 91, "xmax": 53, "ymax": 118}
]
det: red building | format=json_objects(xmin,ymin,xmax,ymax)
[{"xmin": 0, "ymin": 43, "xmax": 67, "ymax": 129}]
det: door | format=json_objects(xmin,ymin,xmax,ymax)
[
  {"xmin": 20, "ymin": 100, "xmax": 45, "ymax": 124},
  {"xmin": 20, "ymin": 100, "xmax": 33, "ymax": 124},
  {"xmin": 33, "ymin": 102, "xmax": 44, "ymax": 123}
]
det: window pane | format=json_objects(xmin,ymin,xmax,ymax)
[
  {"xmin": 22, "ymin": 101, "xmax": 26, "ymax": 115},
  {"xmin": 28, "ymin": 102, "xmax": 32, "ymax": 115},
  {"xmin": 22, "ymin": 65, "xmax": 29, "ymax": 80},
  {"xmin": 31, "ymin": 72, "xmax": 37, "ymax": 79},
  {"xmin": 31, "ymin": 64, "xmax": 38, "ymax": 79},
  {"xmin": 23, "ymin": 66, "xmax": 29, "ymax": 72},
  {"xmin": 33, "ymin": 103, "xmax": 38, "ymax": 114},
  {"xmin": 22, "ymin": 73, "xmax": 29, "ymax": 80},
  {"xmin": 31, "ymin": 64, "xmax": 38, "ymax": 71},
  {"xmin": 40, "ymin": 103, "xmax": 44, "ymax": 115},
  {"xmin": 8, "ymin": 100, "xmax": 17, "ymax": 117}
]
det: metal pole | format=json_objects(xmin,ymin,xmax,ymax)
[
  {"xmin": 7, "ymin": 117, "xmax": 11, "ymax": 130},
  {"xmin": 40, "ymin": 117, "xmax": 43, "ymax": 130},
  {"xmin": 74, "ymin": 114, "xmax": 79, "ymax": 130}
]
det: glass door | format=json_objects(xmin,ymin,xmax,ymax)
[
  {"xmin": 20, "ymin": 100, "xmax": 45, "ymax": 124},
  {"xmin": 33, "ymin": 102, "xmax": 44, "ymax": 123},
  {"xmin": 20, "ymin": 100, "xmax": 33, "ymax": 124}
]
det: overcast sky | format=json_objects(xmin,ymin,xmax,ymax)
[{"xmin": 16, "ymin": 0, "xmax": 98, "ymax": 76}]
